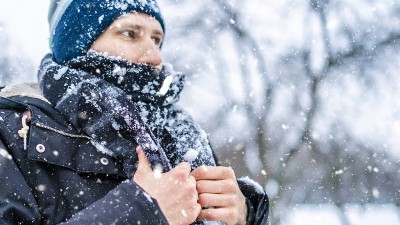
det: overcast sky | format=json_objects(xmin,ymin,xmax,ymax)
[{"xmin": 0, "ymin": 1, "xmax": 50, "ymax": 65}]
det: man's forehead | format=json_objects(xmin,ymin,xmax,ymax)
[
  {"xmin": 119, "ymin": 13, "xmax": 160, "ymax": 25},
  {"xmin": 112, "ymin": 13, "xmax": 163, "ymax": 33}
]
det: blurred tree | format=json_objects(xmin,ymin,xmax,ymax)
[
  {"xmin": 0, "ymin": 23, "xmax": 11, "ymax": 86},
  {"xmin": 161, "ymin": 0, "xmax": 400, "ymax": 224},
  {"xmin": 0, "ymin": 22, "xmax": 33, "ymax": 87}
]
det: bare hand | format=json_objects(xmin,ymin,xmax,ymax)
[
  {"xmin": 191, "ymin": 166, "xmax": 247, "ymax": 225},
  {"xmin": 133, "ymin": 147, "xmax": 201, "ymax": 225}
]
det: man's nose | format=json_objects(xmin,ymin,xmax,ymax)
[{"xmin": 137, "ymin": 39, "xmax": 162, "ymax": 67}]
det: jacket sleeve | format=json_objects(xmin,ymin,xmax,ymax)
[
  {"xmin": 0, "ymin": 140, "xmax": 41, "ymax": 225},
  {"xmin": 0, "ymin": 140, "xmax": 168, "ymax": 225},
  {"xmin": 60, "ymin": 181, "xmax": 169, "ymax": 225},
  {"xmin": 237, "ymin": 177, "xmax": 269, "ymax": 225}
]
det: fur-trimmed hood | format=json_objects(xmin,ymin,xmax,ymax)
[{"xmin": 0, "ymin": 82, "xmax": 50, "ymax": 104}]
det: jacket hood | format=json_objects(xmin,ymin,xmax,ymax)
[{"xmin": 0, "ymin": 83, "xmax": 51, "ymax": 104}]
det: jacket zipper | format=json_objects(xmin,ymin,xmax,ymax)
[
  {"xmin": 34, "ymin": 123, "xmax": 92, "ymax": 140},
  {"xmin": 18, "ymin": 110, "xmax": 91, "ymax": 151}
]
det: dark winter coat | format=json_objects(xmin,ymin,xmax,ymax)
[{"xmin": 0, "ymin": 83, "xmax": 269, "ymax": 225}]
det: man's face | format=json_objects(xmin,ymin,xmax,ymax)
[{"xmin": 91, "ymin": 12, "xmax": 164, "ymax": 67}]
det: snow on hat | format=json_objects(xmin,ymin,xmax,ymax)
[{"xmin": 48, "ymin": 0, "xmax": 165, "ymax": 63}]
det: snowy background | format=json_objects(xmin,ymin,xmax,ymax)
[{"xmin": 1, "ymin": 0, "xmax": 399, "ymax": 225}]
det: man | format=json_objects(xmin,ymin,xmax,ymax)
[{"xmin": 0, "ymin": 0, "xmax": 269, "ymax": 224}]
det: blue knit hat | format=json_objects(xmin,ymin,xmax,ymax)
[{"xmin": 48, "ymin": 0, "xmax": 165, "ymax": 64}]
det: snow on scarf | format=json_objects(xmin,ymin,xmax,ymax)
[{"xmin": 37, "ymin": 50, "xmax": 216, "ymax": 177}]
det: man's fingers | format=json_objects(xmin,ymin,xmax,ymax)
[
  {"xmin": 196, "ymin": 180, "xmax": 226, "ymax": 194},
  {"xmin": 197, "ymin": 207, "xmax": 230, "ymax": 223},
  {"xmin": 171, "ymin": 161, "xmax": 191, "ymax": 176},
  {"xmin": 198, "ymin": 193, "xmax": 236, "ymax": 208},
  {"xmin": 194, "ymin": 203, "xmax": 202, "ymax": 217},
  {"xmin": 191, "ymin": 166, "xmax": 235, "ymax": 180},
  {"xmin": 136, "ymin": 146, "xmax": 152, "ymax": 172}
]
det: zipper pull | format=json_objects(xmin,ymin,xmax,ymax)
[{"xmin": 18, "ymin": 110, "xmax": 31, "ymax": 150}]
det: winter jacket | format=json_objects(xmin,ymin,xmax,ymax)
[{"xmin": 0, "ymin": 83, "xmax": 269, "ymax": 224}]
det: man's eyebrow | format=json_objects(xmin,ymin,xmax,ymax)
[
  {"xmin": 120, "ymin": 24, "xmax": 164, "ymax": 37},
  {"xmin": 125, "ymin": 24, "xmax": 142, "ymax": 30},
  {"xmin": 152, "ymin": 30, "xmax": 164, "ymax": 37}
]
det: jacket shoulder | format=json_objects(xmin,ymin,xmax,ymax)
[
  {"xmin": 0, "ymin": 83, "xmax": 50, "ymax": 103},
  {"xmin": 0, "ymin": 93, "xmax": 125, "ymax": 177}
]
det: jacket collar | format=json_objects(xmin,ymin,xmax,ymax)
[{"xmin": 0, "ymin": 82, "xmax": 51, "ymax": 104}]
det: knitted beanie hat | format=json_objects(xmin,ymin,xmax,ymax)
[{"xmin": 48, "ymin": 0, "xmax": 165, "ymax": 63}]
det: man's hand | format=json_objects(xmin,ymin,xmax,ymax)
[
  {"xmin": 133, "ymin": 147, "xmax": 201, "ymax": 225},
  {"xmin": 191, "ymin": 166, "xmax": 247, "ymax": 225}
]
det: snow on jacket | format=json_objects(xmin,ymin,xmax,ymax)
[{"xmin": 0, "ymin": 83, "xmax": 269, "ymax": 224}]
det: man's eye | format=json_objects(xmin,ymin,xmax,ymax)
[
  {"xmin": 121, "ymin": 31, "xmax": 134, "ymax": 38},
  {"xmin": 152, "ymin": 37, "xmax": 161, "ymax": 46}
]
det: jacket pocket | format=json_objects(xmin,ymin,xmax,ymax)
[{"xmin": 26, "ymin": 121, "xmax": 126, "ymax": 177}]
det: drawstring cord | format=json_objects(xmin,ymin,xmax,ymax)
[{"xmin": 18, "ymin": 111, "xmax": 31, "ymax": 150}]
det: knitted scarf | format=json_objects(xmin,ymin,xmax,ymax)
[{"xmin": 37, "ymin": 51, "xmax": 216, "ymax": 178}]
